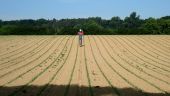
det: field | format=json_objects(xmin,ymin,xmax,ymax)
[{"xmin": 0, "ymin": 35, "xmax": 170, "ymax": 96}]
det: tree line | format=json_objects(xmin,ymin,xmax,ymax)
[{"xmin": 0, "ymin": 12, "xmax": 170, "ymax": 35}]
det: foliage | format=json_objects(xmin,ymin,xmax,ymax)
[{"xmin": 0, "ymin": 12, "xmax": 170, "ymax": 35}]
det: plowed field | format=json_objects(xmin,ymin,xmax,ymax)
[{"xmin": 0, "ymin": 35, "xmax": 170, "ymax": 96}]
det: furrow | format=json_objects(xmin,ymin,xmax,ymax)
[
  {"xmin": 7, "ymin": 36, "xmax": 71, "ymax": 96},
  {"xmin": 0, "ymin": 36, "xmax": 63, "ymax": 79}
]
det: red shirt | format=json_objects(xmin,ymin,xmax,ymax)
[{"xmin": 78, "ymin": 31, "xmax": 84, "ymax": 35}]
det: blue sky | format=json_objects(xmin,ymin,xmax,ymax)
[{"xmin": 0, "ymin": 0, "xmax": 170, "ymax": 20}]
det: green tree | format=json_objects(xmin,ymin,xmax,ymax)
[
  {"xmin": 163, "ymin": 19, "xmax": 170, "ymax": 34},
  {"xmin": 0, "ymin": 19, "xmax": 2, "ymax": 28},
  {"xmin": 143, "ymin": 18, "xmax": 159, "ymax": 34},
  {"xmin": 124, "ymin": 12, "xmax": 141, "ymax": 28},
  {"xmin": 0, "ymin": 13, "xmax": 170, "ymax": 35},
  {"xmin": 83, "ymin": 20, "xmax": 103, "ymax": 35},
  {"xmin": 109, "ymin": 16, "xmax": 123, "ymax": 29},
  {"xmin": 157, "ymin": 18, "xmax": 170, "ymax": 34}
]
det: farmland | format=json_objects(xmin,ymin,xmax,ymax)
[{"xmin": 0, "ymin": 35, "xmax": 170, "ymax": 96}]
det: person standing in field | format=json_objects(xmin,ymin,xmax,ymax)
[{"xmin": 78, "ymin": 29, "xmax": 84, "ymax": 47}]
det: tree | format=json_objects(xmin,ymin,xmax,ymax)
[
  {"xmin": 109, "ymin": 16, "xmax": 123, "ymax": 29},
  {"xmin": 0, "ymin": 19, "xmax": 2, "ymax": 28},
  {"xmin": 160, "ymin": 16, "xmax": 170, "ymax": 20},
  {"xmin": 162, "ymin": 19, "xmax": 170, "ymax": 34},
  {"xmin": 124, "ymin": 12, "xmax": 141, "ymax": 28},
  {"xmin": 88, "ymin": 17, "xmax": 102, "ymax": 25},
  {"xmin": 83, "ymin": 20, "xmax": 103, "ymax": 35},
  {"xmin": 143, "ymin": 18, "xmax": 159, "ymax": 34},
  {"xmin": 157, "ymin": 18, "xmax": 170, "ymax": 34},
  {"xmin": 0, "ymin": 13, "xmax": 170, "ymax": 35}
]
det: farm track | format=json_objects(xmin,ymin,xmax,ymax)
[
  {"xmin": 36, "ymin": 36, "xmax": 76, "ymax": 96},
  {"xmin": 63, "ymin": 37, "xmax": 79, "ymax": 96},
  {"xmin": 142, "ymin": 37, "xmax": 170, "ymax": 52},
  {"xmin": 0, "ymin": 37, "xmax": 27, "ymax": 52},
  {"xmin": 0, "ymin": 36, "xmax": 68, "ymax": 86},
  {"xmin": 160, "ymin": 38, "xmax": 170, "ymax": 45},
  {"xmin": 110, "ymin": 37, "xmax": 170, "ymax": 77},
  {"xmin": 96, "ymin": 36, "xmax": 147, "ymax": 96},
  {"xmin": 122, "ymin": 36, "xmax": 170, "ymax": 64},
  {"xmin": 0, "ymin": 35, "xmax": 169, "ymax": 96},
  {"xmin": 0, "ymin": 36, "xmax": 36, "ymax": 53},
  {"xmin": 9, "ymin": 36, "xmax": 75, "ymax": 96},
  {"xmin": 148, "ymin": 37, "xmax": 170, "ymax": 48},
  {"xmin": 0, "ymin": 36, "xmax": 64, "ymax": 79},
  {"xmin": 114, "ymin": 36, "xmax": 169, "ymax": 81},
  {"xmin": 0, "ymin": 37, "xmax": 50, "ymax": 67},
  {"xmin": 103, "ymin": 36, "xmax": 164, "ymax": 93},
  {"xmin": 87, "ymin": 36, "xmax": 120, "ymax": 96},
  {"xmin": 113, "ymin": 36, "xmax": 170, "ymax": 73},
  {"xmin": 4, "ymin": 36, "xmax": 71, "ymax": 96},
  {"xmin": 101, "ymin": 36, "xmax": 170, "ymax": 93},
  {"xmin": 133, "ymin": 36, "xmax": 170, "ymax": 58},
  {"xmin": 83, "ymin": 39, "xmax": 93, "ymax": 96},
  {"xmin": 0, "ymin": 37, "xmax": 47, "ymax": 60},
  {"xmin": 0, "ymin": 36, "xmax": 42, "ymax": 58},
  {"xmin": 103, "ymin": 36, "xmax": 170, "ymax": 79},
  {"xmin": 128, "ymin": 36, "xmax": 170, "ymax": 61}
]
